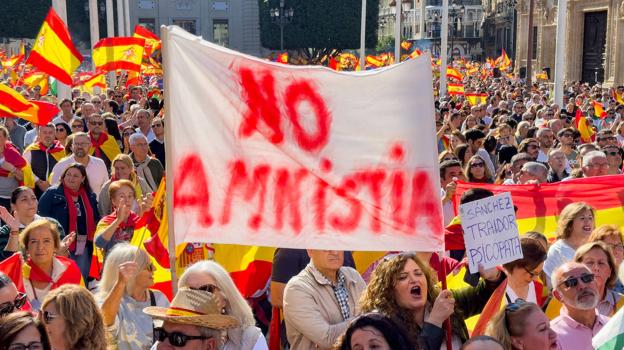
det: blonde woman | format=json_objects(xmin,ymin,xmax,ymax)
[
  {"xmin": 463, "ymin": 155, "xmax": 494, "ymax": 183},
  {"xmin": 97, "ymin": 243, "xmax": 169, "ymax": 350},
  {"xmin": 40, "ymin": 284, "xmax": 106, "ymax": 350},
  {"xmin": 543, "ymin": 202, "xmax": 595, "ymax": 283},
  {"xmin": 98, "ymin": 153, "xmax": 151, "ymax": 216},
  {"xmin": 178, "ymin": 260, "xmax": 267, "ymax": 350}
]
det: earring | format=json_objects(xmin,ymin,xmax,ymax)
[{"xmin": 221, "ymin": 307, "xmax": 226, "ymax": 315}]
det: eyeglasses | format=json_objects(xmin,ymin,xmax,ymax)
[
  {"xmin": 123, "ymin": 132, "xmax": 133, "ymax": 137},
  {"xmin": 0, "ymin": 293, "xmax": 27, "ymax": 316},
  {"xmin": 528, "ymin": 144, "xmax": 539, "ymax": 149},
  {"xmin": 42, "ymin": 310, "xmax": 59, "ymax": 324},
  {"xmin": 606, "ymin": 151, "xmax": 620, "ymax": 157},
  {"xmin": 558, "ymin": 273, "xmax": 595, "ymax": 290},
  {"xmin": 597, "ymin": 137, "xmax": 616, "ymax": 142},
  {"xmin": 588, "ymin": 162, "xmax": 609, "ymax": 169},
  {"xmin": 470, "ymin": 162, "xmax": 485, "ymax": 168},
  {"xmin": 192, "ymin": 283, "xmax": 220, "ymax": 294},
  {"xmin": 7, "ymin": 342, "xmax": 44, "ymax": 350},
  {"xmin": 524, "ymin": 267, "xmax": 541, "ymax": 279},
  {"xmin": 151, "ymin": 123, "xmax": 163, "ymax": 128},
  {"xmin": 55, "ymin": 128, "xmax": 66, "ymax": 133},
  {"xmin": 89, "ymin": 121, "xmax": 104, "ymax": 126},
  {"xmin": 153, "ymin": 327, "xmax": 210, "ymax": 347},
  {"xmin": 71, "ymin": 124, "xmax": 83, "ymax": 129},
  {"xmin": 607, "ymin": 243, "xmax": 624, "ymax": 251}
]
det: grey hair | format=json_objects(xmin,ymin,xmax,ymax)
[
  {"xmin": 178, "ymin": 260, "xmax": 256, "ymax": 328},
  {"xmin": 197, "ymin": 325, "xmax": 225, "ymax": 346},
  {"xmin": 128, "ymin": 132, "xmax": 148, "ymax": 146},
  {"xmin": 536, "ymin": 128, "xmax": 552, "ymax": 137},
  {"xmin": 522, "ymin": 161, "xmax": 548, "ymax": 177},
  {"xmin": 96, "ymin": 243, "xmax": 151, "ymax": 298},
  {"xmin": 582, "ymin": 151, "xmax": 607, "ymax": 167},
  {"xmin": 136, "ymin": 109, "xmax": 150, "ymax": 118}
]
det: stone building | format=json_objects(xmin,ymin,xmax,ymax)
[
  {"xmin": 128, "ymin": 0, "xmax": 262, "ymax": 56},
  {"xmin": 514, "ymin": 0, "xmax": 624, "ymax": 85},
  {"xmin": 481, "ymin": 0, "xmax": 517, "ymax": 59}
]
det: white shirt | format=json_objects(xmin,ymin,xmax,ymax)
[
  {"xmin": 50, "ymin": 155, "xmax": 109, "ymax": 199},
  {"xmin": 505, "ymin": 281, "xmax": 537, "ymax": 304},
  {"xmin": 543, "ymin": 239, "xmax": 576, "ymax": 286},
  {"xmin": 136, "ymin": 127, "xmax": 156, "ymax": 143}
]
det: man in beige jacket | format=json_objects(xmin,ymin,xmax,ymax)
[{"xmin": 283, "ymin": 250, "xmax": 366, "ymax": 350}]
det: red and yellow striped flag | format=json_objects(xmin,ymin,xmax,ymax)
[
  {"xmin": 0, "ymin": 83, "xmax": 58, "ymax": 125},
  {"xmin": 447, "ymin": 67, "xmax": 464, "ymax": 81},
  {"xmin": 93, "ymin": 37, "xmax": 145, "ymax": 72},
  {"xmin": 1, "ymin": 54, "xmax": 24, "ymax": 69},
  {"xmin": 409, "ymin": 49, "xmax": 422, "ymax": 59},
  {"xmin": 448, "ymin": 83, "xmax": 465, "ymax": 96},
  {"xmin": 592, "ymin": 100, "xmax": 607, "ymax": 119},
  {"xmin": 612, "ymin": 89, "xmax": 624, "ymax": 105},
  {"xmin": 455, "ymin": 175, "xmax": 624, "ymax": 241},
  {"xmin": 401, "ymin": 41, "xmax": 412, "ymax": 50},
  {"xmin": 133, "ymin": 25, "xmax": 161, "ymax": 56},
  {"xmin": 466, "ymin": 93, "xmax": 488, "ymax": 106},
  {"xmin": 26, "ymin": 8, "xmax": 83, "ymax": 85},
  {"xmin": 22, "ymin": 71, "xmax": 49, "ymax": 95},
  {"xmin": 575, "ymin": 109, "xmax": 595, "ymax": 143},
  {"xmin": 366, "ymin": 55, "xmax": 383, "ymax": 68}
]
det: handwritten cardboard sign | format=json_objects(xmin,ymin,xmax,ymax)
[
  {"xmin": 459, "ymin": 192, "xmax": 522, "ymax": 273},
  {"xmin": 164, "ymin": 26, "xmax": 443, "ymax": 251}
]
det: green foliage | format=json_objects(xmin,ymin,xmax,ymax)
[{"xmin": 258, "ymin": 0, "xmax": 379, "ymax": 51}]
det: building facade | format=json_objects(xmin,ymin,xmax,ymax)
[
  {"xmin": 378, "ymin": 0, "xmax": 484, "ymax": 60},
  {"xmin": 514, "ymin": 0, "xmax": 624, "ymax": 85},
  {"xmin": 482, "ymin": 0, "xmax": 516, "ymax": 59},
  {"xmin": 128, "ymin": 0, "xmax": 262, "ymax": 56}
]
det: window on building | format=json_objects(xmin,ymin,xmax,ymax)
[
  {"xmin": 138, "ymin": 18, "xmax": 156, "ymax": 33},
  {"xmin": 213, "ymin": 19, "xmax": 229, "ymax": 47},
  {"xmin": 173, "ymin": 19, "xmax": 197, "ymax": 35}
]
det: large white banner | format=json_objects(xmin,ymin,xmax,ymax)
[{"xmin": 163, "ymin": 26, "xmax": 443, "ymax": 251}]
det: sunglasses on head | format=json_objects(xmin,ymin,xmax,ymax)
[
  {"xmin": 0, "ymin": 293, "xmax": 27, "ymax": 316},
  {"xmin": 153, "ymin": 327, "xmax": 210, "ymax": 347},
  {"xmin": 558, "ymin": 273, "xmax": 595, "ymax": 289},
  {"xmin": 42, "ymin": 310, "xmax": 59, "ymax": 324}
]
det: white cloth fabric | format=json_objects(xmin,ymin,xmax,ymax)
[
  {"xmin": 136, "ymin": 127, "xmax": 156, "ymax": 143},
  {"xmin": 505, "ymin": 281, "xmax": 537, "ymax": 304},
  {"xmin": 476, "ymin": 148, "xmax": 496, "ymax": 175},
  {"xmin": 50, "ymin": 155, "xmax": 109, "ymax": 198},
  {"xmin": 543, "ymin": 239, "xmax": 576, "ymax": 286}
]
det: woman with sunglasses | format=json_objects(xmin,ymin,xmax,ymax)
[
  {"xmin": 177, "ymin": 260, "xmax": 268, "ymax": 350},
  {"xmin": 463, "ymin": 155, "xmax": 494, "ymax": 183},
  {"xmin": 602, "ymin": 145, "xmax": 623, "ymax": 175},
  {"xmin": 69, "ymin": 117, "xmax": 85, "ymax": 134},
  {"xmin": 485, "ymin": 299, "xmax": 558, "ymax": 350},
  {"xmin": 0, "ymin": 272, "xmax": 28, "ymax": 317},
  {"xmin": 121, "ymin": 126, "xmax": 135, "ymax": 154},
  {"xmin": 573, "ymin": 242, "xmax": 623, "ymax": 317},
  {"xmin": 0, "ymin": 311, "xmax": 51, "ymax": 350},
  {"xmin": 54, "ymin": 122, "xmax": 71, "ymax": 148},
  {"xmin": 502, "ymin": 236, "xmax": 548, "ymax": 306},
  {"xmin": 40, "ymin": 284, "xmax": 106, "ymax": 350},
  {"xmin": 97, "ymin": 243, "xmax": 169, "ymax": 350}
]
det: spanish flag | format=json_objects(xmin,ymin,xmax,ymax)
[
  {"xmin": 133, "ymin": 25, "xmax": 161, "ymax": 56},
  {"xmin": 495, "ymin": 49, "xmax": 511, "ymax": 70},
  {"xmin": 0, "ymin": 83, "xmax": 59, "ymax": 125},
  {"xmin": 1, "ymin": 54, "xmax": 24, "ymax": 69},
  {"xmin": 593, "ymin": 100, "xmax": 607, "ymax": 119},
  {"xmin": 448, "ymin": 83, "xmax": 465, "ymax": 96},
  {"xmin": 466, "ymin": 93, "xmax": 488, "ymax": 106},
  {"xmin": 83, "ymin": 72, "xmax": 107, "ymax": 91},
  {"xmin": 26, "ymin": 8, "xmax": 83, "ymax": 85},
  {"xmin": 22, "ymin": 71, "xmax": 49, "ymax": 95},
  {"xmin": 366, "ymin": 55, "xmax": 383, "ymax": 68},
  {"xmin": 401, "ymin": 41, "xmax": 412, "ymax": 50},
  {"xmin": 277, "ymin": 52, "xmax": 288, "ymax": 64},
  {"xmin": 92, "ymin": 37, "xmax": 145, "ymax": 73},
  {"xmin": 612, "ymin": 89, "xmax": 624, "ymax": 105},
  {"xmin": 409, "ymin": 49, "xmax": 422, "ymax": 59},
  {"xmin": 447, "ymin": 67, "xmax": 464, "ymax": 81},
  {"xmin": 89, "ymin": 132, "xmax": 121, "ymax": 169},
  {"xmin": 454, "ymin": 175, "xmax": 624, "ymax": 241},
  {"xmin": 0, "ymin": 253, "xmax": 84, "ymax": 295},
  {"xmin": 575, "ymin": 109, "xmax": 595, "ymax": 143}
]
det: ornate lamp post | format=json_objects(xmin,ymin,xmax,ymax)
[{"xmin": 270, "ymin": 0, "xmax": 294, "ymax": 52}]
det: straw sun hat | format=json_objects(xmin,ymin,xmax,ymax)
[{"xmin": 144, "ymin": 287, "xmax": 240, "ymax": 330}]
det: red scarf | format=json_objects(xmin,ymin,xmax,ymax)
[
  {"xmin": 35, "ymin": 140, "xmax": 65, "ymax": 154},
  {"xmin": 0, "ymin": 142, "xmax": 26, "ymax": 177},
  {"xmin": 63, "ymin": 186, "xmax": 96, "ymax": 250},
  {"xmin": 89, "ymin": 131, "xmax": 107, "ymax": 158},
  {"xmin": 25, "ymin": 256, "xmax": 83, "ymax": 287}
]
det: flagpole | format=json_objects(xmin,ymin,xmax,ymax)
[
  {"xmin": 124, "ymin": 0, "xmax": 131, "ymax": 37},
  {"xmin": 359, "ymin": 0, "xmax": 366, "ymax": 71},
  {"xmin": 161, "ymin": 25, "xmax": 178, "ymax": 295},
  {"xmin": 553, "ymin": 0, "xmax": 567, "ymax": 107},
  {"xmin": 117, "ymin": 0, "xmax": 125, "ymax": 36},
  {"xmin": 440, "ymin": 0, "xmax": 449, "ymax": 97},
  {"xmin": 51, "ymin": 0, "xmax": 71, "ymax": 100}
]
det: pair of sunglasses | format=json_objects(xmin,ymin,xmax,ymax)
[
  {"xmin": 154, "ymin": 327, "xmax": 210, "ymax": 347},
  {"xmin": 0, "ymin": 293, "xmax": 27, "ymax": 316},
  {"xmin": 558, "ymin": 273, "xmax": 595, "ymax": 289}
]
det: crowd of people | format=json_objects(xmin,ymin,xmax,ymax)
[{"xmin": 0, "ymin": 61, "xmax": 624, "ymax": 350}]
